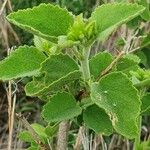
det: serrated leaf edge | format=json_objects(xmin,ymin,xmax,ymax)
[
  {"xmin": 91, "ymin": 3, "xmax": 145, "ymax": 41},
  {"xmin": 7, "ymin": 3, "xmax": 74, "ymax": 42},
  {"xmin": 41, "ymin": 91, "xmax": 82, "ymax": 122},
  {"xmin": 92, "ymin": 72, "xmax": 141, "ymax": 138},
  {"xmin": 0, "ymin": 45, "xmax": 46, "ymax": 80}
]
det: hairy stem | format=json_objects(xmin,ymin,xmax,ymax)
[
  {"xmin": 57, "ymin": 121, "xmax": 70, "ymax": 150},
  {"xmin": 134, "ymin": 116, "xmax": 142, "ymax": 149},
  {"xmin": 80, "ymin": 47, "xmax": 91, "ymax": 82}
]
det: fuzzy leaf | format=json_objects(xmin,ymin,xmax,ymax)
[
  {"xmin": 116, "ymin": 56, "xmax": 139, "ymax": 76},
  {"xmin": 7, "ymin": 4, "xmax": 74, "ymax": 42},
  {"xmin": 91, "ymin": 3, "xmax": 145, "ymax": 41},
  {"xmin": 0, "ymin": 46, "xmax": 46, "ymax": 80},
  {"xmin": 42, "ymin": 92, "xmax": 82, "ymax": 122},
  {"xmin": 141, "ymin": 93, "xmax": 150, "ymax": 115},
  {"xmin": 83, "ymin": 105, "xmax": 113, "ymax": 135},
  {"xmin": 91, "ymin": 72, "xmax": 140, "ymax": 139},
  {"xmin": 25, "ymin": 54, "xmax": 81, "ymax": 96},
  {"xmin": 89, "ymin": 52, "xmax": 113, "ymax": 79}
]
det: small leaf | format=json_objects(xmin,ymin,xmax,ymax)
[
  {"xmin": 116, "ymin": 56, "xmax": 139, "ymax": 76},
  {"xmin": 0, "ymin": 46, "xmax": 46, "ymax": 80},
  {"xmin": 18, "ymin": 131, "xmax": 35, "ymax": 143},
  {"xmin": 136, "ymin": 0, "xmax": 150, "ymax": 21},
  {"xmin": 7, "ymin": 4, "xmax": 74, "ymax": 42},
  {"xmin": 83, "ymin": 105, "xmax": 113, "ymax": 135},
  {"xmin": 25, "ymin": 54, "xmax": 81, "ymax": 96},
  {"xmin": 89, "ymin": 52, "xmax": 113, "ymax": 79},
  {"xmin": 91, "ymin": 72, "xmax": 141, "ymax": 139},
  {"xmin": 31, "ymin": 123, "xmax": 48, "ymax": 140},
  {"xmin": 45, "ymin": 124, "xmax": 58, "ymax": 137},
  {"xmin": 141, "ymin": 93, "xmax": 150, "ymax": 115},
  {"xmin": 91, "ymin": 3, "xmax": 145, "ymax": 41},
  {"xmin": 42, "ymin": 92, "xmax": 82, "ymax": 122}
]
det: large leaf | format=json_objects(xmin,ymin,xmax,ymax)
[
  {"xmin": 141, "ymin": 93, "xmax": 150, "ymax": 115},
  {"xmin": 25, "ymin": 54, "xmax": 81, "ymax": 96},
  {"xmin": 91, "ymin": 3, "xmax": 145, "ymax": 41},
  {"xmin": 89, "ymin": 52, "xmax": 113, "ymax": 80},
  {"xmin": 0, "ymin": 46, "xmax": 46, "ymax": 80},
  {"xmin": 83, "ymin": 104, "xmax": 113, "ymax": 135},
  {"xmin": 91, "ymin": 72, "xmax": 140, "ymax": 139},
  {"xmin": 7, "ymin": 4, "xmax": 74, "ymax": 42},
  {"xmin": 42, "ymin": 92, "xmax": 82, "ymax": 122}
]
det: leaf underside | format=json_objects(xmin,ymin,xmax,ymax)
[
  {"xmin": 25, "ymin": 54, "xmax": 81, "ymax": 96},
  {"xmin": 83, "ymin": 104, "xmax": 113, "ymax": 135},
  {"xmin": 91, "ymin": 3, "xmax": 145, "ymax": 41},
  {"xmin": 0, "ymin": 46, "xmax": 46, "ymax": 80},
  {"xmin": 42, "ymin": 92, "xmax": 82, "ymax": 122},
  {"xmin": 7, "ymin": 4, "xmax": 74, "ymax": 42},
  {"xmin": 91, "ymin": 72, "xmax": 140, "ymax": 139}
]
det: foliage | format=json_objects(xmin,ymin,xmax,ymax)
[{"xmin": 1, "ymin": 1, "xmax": 150, "ymax": 149}]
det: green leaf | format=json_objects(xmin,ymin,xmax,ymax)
[
  {"xmin": 136, "ymin": 0, "xmax": 150, "ymax": 21},
  {"xmin": 31, "ymin": 123, "xmax": 48, "ymax": 140},
  {"xmin": 18, "ymin": 131, "xmax": 35, "ymax": 143},
  {"xmin": 89, "ymin": 52, "xmax": 113, "ymax": 79},
  {"xmin": 141, "ymin": 93, "xmax": 150, "ymax": 115},
  {"xmin": 136, "ymin": 141, "xmax": 150, "ymax": 150},
  {"xmin": 116, "ymin": 56, "xmax": 139, "ymax": 76},
  {"xmin": 83, "ymin": 105, "xmax": 113, "ymax": 135},
  {"xmin": 91, "ymin": 3, "xmax": 145, "ymax": 41},
  {"xmin": 0, "ymin": 46, "xmax": 46, "ymax": 80},
  {"xmin": 7, "ymin": 4, "xmax": 74, "ymax": 42},
  {"xmin": 25, "ymin": 54, "xmax": 81, "ymax": 96},
  {"xmin": 27, "ymin": 146, "xmax": 40, "ymax": 150},
  {"xmin": 42, "ymin": 92, "xmax": 82, "ymax": 122},
  {"xmin": 45, "ymin": 124, "xmax": 58, "ymax": 137},
  {"xmin": 91, "ymin": 72, "xmax": 140, "ymax": 139}
]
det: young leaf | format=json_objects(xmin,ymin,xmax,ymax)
[
  {"xmin": 31, "ymin": 123, "xmax": 48, "ymax": 140},
  {"xmin": 91, "ymin": 72, "xmax": 141, "ymax": 139},
  {"xmin": 7, "ymin": 4, "xmax": 74, "ymax": 42},
  {"xmin": 42, "ymin": 92, "xmax": 82, "ymax": 122},
  {"xmin": 0, "ymin": 46, "xmax": 46, "ymax": 80},
  {"xmin": 18, "ymin": 131, "xmax": 35, "ymax": 143},
  {"xmin": 89, "ymin": 52, "xmax": 113, "ymax": 79},
  {"xmin": 83, "ymin": 105, "xmax": 113, "ymax": 135},
  {"xmin": 141, "ymin": 93, "xmax": 150, "ymax": 115},
  {"xmin": 91, "ymin": 3, "xmax": 145, "ymax": 41},
  {"xmin": 25, "ymin": 54, "xmax": 81, "ymax": 96}
]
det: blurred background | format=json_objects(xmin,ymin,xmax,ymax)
[{"xmin": 0, "ymin": 0, "xmax": 150, "ymax": 149}]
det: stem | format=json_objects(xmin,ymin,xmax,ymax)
[
  {"xmin": 57, "ymin": 121, "xmax": 70, "ymax": 150},
  {"xmin": 134, "ymin": 89, "xmax": 145, "ymax": 150},
  {"xmin": 134, "ymin": 79, "xmax": 150, "ymax": 88},
  {"xmin": 134, "ymin": 116, "xmax": 142, "ymax": 150},
  {"xmin": 80, "ymin": 47, "xmax": 91, "ymax": 82}
]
